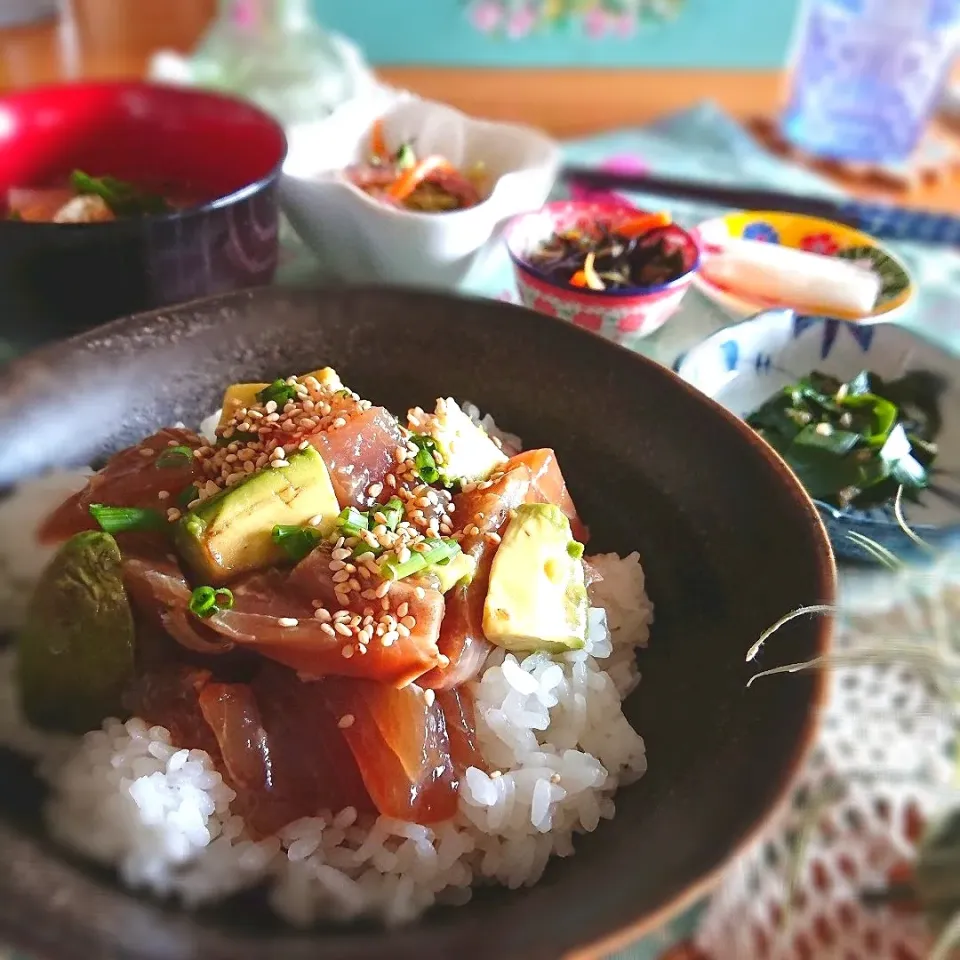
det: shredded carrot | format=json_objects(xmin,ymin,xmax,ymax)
[
  {"xmin": 570, "ymin": 270, "xmax": 588, "ymax": 288},
  {"xmin": 387, "ymin": 155, "xmax": 454, "ymax": 203},
  {"xmin": 617, "ymin": 211, "xmax": 672, "ymax": 238},
  {"xmin": 370, "ymin": 119, "xmax": 388, "ymax": 161}
]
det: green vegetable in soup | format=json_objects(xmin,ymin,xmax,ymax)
[
  {"xmin": 17, "ymin": 531, "xmax": 135, "ymax": 734},
  {"xmin": 746, "ymin": 369, "xmax": 944, "ymax": 510},
  {"xmin": 70, "ymin": 170, "xmax": 173, "ymax": 217}
]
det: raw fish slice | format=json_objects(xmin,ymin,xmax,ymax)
[
  {"xmin": 420, "ymin": 464, "xmax": 533, "ymax": 690},
  {"xmin": 40, "ymin": 428, "xmax": 202, "ymax": 543},
  {"xmin": 436, "ymin": 687, "xmax": 485, "ymax": 775},
  {"xmin": 127, "ymin": 664, "xmax": 221, "ymax": 761},
  {"xmin": 505, "ymin": 448, "xmax": 588, "ymax": 542},
  {"xmin": 199, "ymin": 666, "xmax": 375, "ymax": 835},
  {"xmin": 309, "ymin": 406, "xmax": 405, "ymax": 508},
  {"xmin": 321, "ymin": 678, "xmax": 459, "ymax": 823},
  {"xmin": 123, "ymin": 552, "xmax": 442, "ymax": 687}
]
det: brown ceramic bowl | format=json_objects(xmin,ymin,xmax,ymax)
[{"xmin": 0, "ymin": 286, "xmax": 834, "ymax": 960}]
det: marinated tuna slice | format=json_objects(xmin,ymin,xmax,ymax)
[
  {"xmin": 309, "ymin": 406, "xmax": 405, "ymax": 509},
  {"xmin": 123, "ymin": 556, "xmax": 235, "ymax": 656},
  {"xmin": 504, "ymin": 448, "xmax": 587, "ymax": 543},
  {"xmin": 40, "ymin": 428, "xmax": 202, "ymax": 543},
  {"xmin": 420, "ymin": 464, "xmax": 533, "ymax": 690},
  {"xmin": 321, "ymin": 678, "xmax": 459, "ymax": 823},
  {"xmin": 127, "ymin": 664, "xmax": 221, "ymax": 761},
  {"xmin": 123, "ymin": 552, "xmax": 442, "ymax": 687},
  {"xmin": 198, "ymin": 666, "xmax": 375, "ymax": 836},
  {"xmin": 436, "ymin": 687, "xmax": 485, "ymax": 776},
  {"xmin": 130, "ymin": 661, "xmax": 374, "ymax": 837}
]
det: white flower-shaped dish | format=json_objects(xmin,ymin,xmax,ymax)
[{"xmin": 280, "ymin": 92, "xmax": 559, "ymax": 289}]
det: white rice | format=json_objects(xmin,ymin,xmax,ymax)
[{"xmin": 0, "ymin": 408, "xmax": 653, "ymax": 927}]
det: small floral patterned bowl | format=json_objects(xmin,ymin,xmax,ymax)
[
  {"xmin": 504, "ymin": 200, "xmax": 700, "ymax": 344},
  {"xmin": 692, "ymin": 211, "xmax": 915, "ymax": 324}
]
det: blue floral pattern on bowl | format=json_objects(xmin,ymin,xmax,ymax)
[
  {"xmin": 741, "ymin": 221, "xmax": 781, "ymax": 244},
  {"xmin": 674, "ymin": 309, "xmax": 960, "ymax": 562}
]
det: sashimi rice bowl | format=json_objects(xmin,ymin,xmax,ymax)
[{"xmin": 0, "ymin": 367, "xmax": 653, "ymax": 927}]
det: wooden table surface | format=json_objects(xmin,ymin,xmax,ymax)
[{"xmin": 6, "ymin": 0, "xmax": 960, "ymax": 215}]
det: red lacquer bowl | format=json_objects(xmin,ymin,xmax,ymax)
[
  {"xmin": 0, "ymin": 81, "xmax": 287, "ymax": 346},
  {"xmin": 505, "ymin": 200, "xmax": 700, "ymax": 344}
]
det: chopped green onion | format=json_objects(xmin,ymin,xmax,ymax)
[
  {"xmin": 155, "ymin": 445, "xmax": 194, "ymax": 468},
  {"xmin": 88, "ymin": 504, "xmax": 167, "ymax": 535},
  {"xmin": 379, "ymin": 538, "xmax": 460, "ymax": 581},
  {"xmin": 374, "ymin": 497, "xmax": 404, "ymax": 532},
  {"xmin": 271, "ymin": 524, "xmax": 323, "ymax": 562},
  {"xmin": 395, "ymin": 143, "xmax": 417, "ymax": 169},
  {"xmin": 567, "ymin": 541, "xmax": 585, "ymax": 560},
  {"xmin": 188, "ymin": 586, "xmax": 234, "ymax": 619},
  {"xmin": 410, "ymin": 435, "xmax": 440, "ymax": 484},
  {"xmin": 256, "ymin": 379, "xmax": 298, "ymax": 407},
  {"xmin": 352, "ymin": 541, "xmax": 382, "ymax": 559},
  {"xmin": 337, "ymin": 506, "xmax": 370, "ymax": 537},
  {"xmin": 178, "ymin": 484, "xmax": 199, "ymax": 508}
]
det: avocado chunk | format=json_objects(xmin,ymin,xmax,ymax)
[
  {"xmin": 412, "ymin": 397, "xmax": 507, "ymax": 485},
  {"xmin": 482, "ymin": 503, "xmax": 587, "ymax": 654},
  {"xmin": 216, "ymin": 368, "xmax": 344, "ymax": 432},
  {"xmin": 175, "ymin": 446, "xmax": 340, "ymax": 584},
  {"xmin": 17, "ymin": 531, "xmax": 135, "ymax": 734}
]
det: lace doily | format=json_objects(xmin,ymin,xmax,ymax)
[{"xmin": 693, "ymin": 560, "xmax": 960, "ymax": 960}]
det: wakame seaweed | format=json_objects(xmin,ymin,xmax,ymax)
[{"xmin": 746, "ymin": 369, "xmax": 945, "ymax": 510}]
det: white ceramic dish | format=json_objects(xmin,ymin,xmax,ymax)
[
  {"xmin": 280, "ymin": 92, "xmax": 559, "ymax": 289},
  {"xmin": 675, "ymin": 308, "xmax": 960, "ymax": 561}
]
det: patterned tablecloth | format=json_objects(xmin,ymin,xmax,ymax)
[{"xmin": 4, "ymin": 101, "xmax": 959, "ymax": 960}]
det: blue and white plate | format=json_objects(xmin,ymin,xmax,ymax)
[{"xmin": 675, "ymin": 310, "xmax": 960, "ymax": 562}]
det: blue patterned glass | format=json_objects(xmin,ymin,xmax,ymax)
[{"xmin": 781, "ymin": 0, "xmax": 960, "ymax": 164}]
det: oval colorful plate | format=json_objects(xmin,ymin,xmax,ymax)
[{"xmin": 692, "ymin": 211, "xmax": 915, "ymax": 324}]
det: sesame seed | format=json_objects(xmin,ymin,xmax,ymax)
[
  {"xmin": 423, "ymin": 689, "xmax": 435, "ymax": 707},
  {"xmin": 270, "ymin": 459, "xmax": 290, "ymax": 469},
  {"xmin": 338, "ymin": 714, "xmax": 355, "ymax": 729},
  {"xmin": 332, "ymin": 570, "xmax": 351, "ymax": 583},
  {"xmin": 348, "ymin": 577, "xmax": 361, "ymax": 592},
  {"xmin": 486, "ymin": 531, "xmax": 502, "ymax": 544},
  {"xmin": 394, "ymin": 447, "xmax": 407, "ymax": 464},
  {"xmin": 314, "ymin": 607, "xmax": 332, "ymax": 621},
  {"xmin": 396, "ymin": 624, "xmax": 410, "ymax": 639},
  {"xmin": 490, "ymin": 770, "xmax": 502, "ymax": 779},
  {"xmin": 400, "ymin": 615, "xmax": 416, "ymax": 629},
  {"xmin": 265, "ymin": 400, "xmax": 278, "ymax": 413},
  {"xmin": 278, "ymin": 617, "xmax": 299, "ymax": 627},
  {"xmin": 166, "ymin": 508, "xmax": 182, "ymax": 522},
  {"xmin": 334, "ymin": 610, "xmax": 351, "ymax": 622},
  {"xmin": 299, "ymin": 440, "xmax": 310, "ymax": 450},
  {"xmin": 375, "ymin": 580, "xmax": 391, "ymax": 598},
  {"xmin": 397, "ymin": 602, "xmax": 409, "ymax": 618},
  {"xmin": 382, "ymin": 631, "xmax": 398, "ymax": 647},
  {"xmin": 358, "ymin": 643, "xmax": 368, "ymax": 655},
  {"xmin": 139, "ymin": 447, "xmax": 155, "ymax": 457},
  {"xmin": 270, "ymin": 446, "xmax": 286, "ymax": 460},
  {"xmin": 157, "ymin": 490, "xmax": 170, "ymax": 500},
  {"xmin": 550, "ymin": 773, "xmax": 561, "ymax": 784},
  {"xmin": 438, "ymin": 654, "xmax": 450, "ymax": 667},
  {"xmin": 414, "ymin": 586, "xmax": 426, "ymax": 600},
  {"xmin": 386, "ymin": 473, "xmax": 397, "ymax": 488},
  {"xmin": 331, "ymin": 547, "xmax": 352, "ymax": 562},
  {"xmin": 368, "ymin": 482, "xmax": 384, "ymax": 498},
  {"xmin": 341, "ymin": 644, "xmax": 355, "ymax": 659}
]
